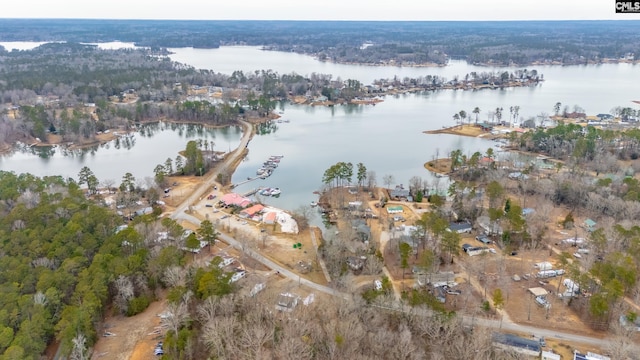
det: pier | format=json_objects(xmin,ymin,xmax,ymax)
[
  {"xmin": 242, "ymin": 187, "xmax": 264, "ymax": 197},
  {"xmin": 230, "ymin": 176, "xmax": 262, "ymax": 189}
]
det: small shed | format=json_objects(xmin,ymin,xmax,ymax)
[
  {"xmin": 535, "ymin": 262, "xmax": 553, "ymax": 271},
  {"xmin": 584, "ymin": 219, "xmax": 597, "ymax": 232},
  {"xmin": 528, "ymin": 287, "xmax": 548, "ymax": 297}
]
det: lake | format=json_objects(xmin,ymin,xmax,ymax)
[
  {"xmin": 0, "ymin": 122, "xmax": 243, "ymax": 185},
  {"xmin": 1, "ymin": 42, "xmax": 639, "ymax": 219}
]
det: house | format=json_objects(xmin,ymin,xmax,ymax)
[
  {"xmin": 562, "ymin": 237, "xmax": 585, "ymax": 246},
  {"xmin": 230, "ymin": 269, "xmax": 246, "ymax": 283},
  {"xmin": 386, "ymin": 206, "xmax": 403, "ymax": 214},
  {"xmin": 220, "ymin": 193, "xmax": 252, "ymax": 208},
  {"xmin": 216, "ymin": 256, "xmax": 235, "ymax": 268},
  {"xmin": 249, "ymin": 283, "xmax": 266, "ymax": 297},
  {"xmin": 275, "ymin": 293, "xmax": 299, "ymax": 312},
  {"xmin": 562, "ymin": 279, "xmax": 580, "ymax": 297},
  {"xmin": 479, "ymin": 156, "xmax": 495, "ymax": 167},
  {"xmin": 508, "ymin": 171, "xmax": 529, "ymax": 180},
  {"xmin": 596, "ymin": 113, "xmax": 613, "ymax": 121},
  {"xmin": 134, "ymin": 207, "xmax": 154, "ymax": 217},
  {"xmin": 477, "ymin": 122, "xmax": 494, "ymax": 132},
  {"xmin": 492, "ymin": 333, "xmax": 541, "ymax": 357},
  {"xmin": 584, "ymin": 218, "xmax": 597, "ymax": 232},
  {"xmin": 467, "ymin": 247, "xmax": 494, "ymax": 256},
  {"xmin": 448, "ymin": 221, "xmax": 472, "ymax": 234},
  {"xmin": 389, "ymin": 187, "xmax": 410, "ymax": 200},
  {"xmin": 477, "ymin": 216, "xmax": 503, "ymax": 236},
  {"xmin": 573, "ymin": 351, "xmax": 611, "ymax": 360},
  {"xmin": 240, "ymin": 204, "xmax": 264, "ymax": 218}
]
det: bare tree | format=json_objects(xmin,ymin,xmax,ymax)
[
  {"xmin": 382, "ymin": 174, "xmax": 395, "ymax": 189},
  {"xmin": 113, "ymin": 275, "xmax": 134, "ymax": 314},
  {"xmin": 69, "ymin": 333, "xmax": 88, "ymax": 360}
]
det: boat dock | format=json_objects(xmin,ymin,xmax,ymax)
[
  {"xmin": 230, "ymin": 176, "xmax": 262, "ymax": 189},
  {"xmin": 242, "ymin": 187, "xmax": 264, "ymax": 197}
]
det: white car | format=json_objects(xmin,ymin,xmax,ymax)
[{"xmin": 374, "ymin": 280, "xmax": 383, "ymax": 291}]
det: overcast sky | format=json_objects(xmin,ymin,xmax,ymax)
[{"xmin": 2, "ymin": 0, "xmax": 640, "ymax": 20}]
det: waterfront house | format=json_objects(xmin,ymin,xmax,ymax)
[
  {"xmin": 220, "ymin": 193, "xmax": 252, "ymax": 208},
  {"xmin": 240, "ymin": 204, "xmax": 264, "ymax": 218}
]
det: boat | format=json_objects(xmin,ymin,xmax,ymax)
[
  {"xmin": 270, "ymin": 188, "xmax": 281, "ymax": 196},
  {"xmin": 260, "ymin": 170, "xmax": 272, "ymax": 179},
  {"xmin": 260, "ymin": 188, "xmax": 273, "ymax": 196},
  {"xmin": 256, "ymin": 168, "xmax": 266, "ymax": 175},
  {"xmin": 270, "ymin": 155, "xmax": 284, "ymax": 159},
  {"xmin": 310, "ymin": 201, "xmax": 318, "ymax": 207}
]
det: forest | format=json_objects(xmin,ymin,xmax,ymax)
[
  {"xmin": 2, "ymin": 19, "xmax": 640, "ymax": 66},
  {"xmin": 0, "ymin": 42, "xmax": 540, "ymax": 148}
]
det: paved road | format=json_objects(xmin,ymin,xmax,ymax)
[
  {"xmin": 173, "ymin": 211, "xmax": 349, "ymax": 300},
  {"xmin": 172, "ymin": 119, "xmax": 252, "ymax": 217}
]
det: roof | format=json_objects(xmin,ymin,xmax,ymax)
[
  {"xmin": 584, "ymin": 218, "xmax": 597, "ymax": 227},
  {"xmin": 390, "ymin": 188, "xmax": 410, "ymax": 198},
  {"xmin": 528, "ymin": 287, "xmax": 548, "ymax": 297},
  {"xmin": 241, "ymin": 204, "xmax": 264, "ymax": 216},
  {"xmin": 449, "ymin": 222, "xmax": 472, "ymax": 231},
  {"xmin": 492, "ymin": 333, "xmax": 541, "ymax": 352},
  {"xmin": 574, "ymin": 352, "xmax": 611, "ymax": 360},
  {"xmin": 386, "ymin": 206, "xmax": 403, "ymax": 213},
  {"xmin": 275, "ymin": 293, "xmax": 298, "ymax": 311},
  {"xmin": 221, "ymin": 193, "xmax": 252, "ymax": 207},
  {"xmin": 263, "ymin": 211, "xmax": 277, "ymax": 223},
  {"xmin": 522, "ymin": 208, "xmax": 535, "ymax": 216}
]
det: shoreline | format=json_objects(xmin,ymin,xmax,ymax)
[{"xmin": 424, "ymin": 124, "xmax": 499, "ymax": 139}]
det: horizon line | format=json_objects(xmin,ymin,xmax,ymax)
[{"xmin": 1, "ymin": 18, "xmax": 640, "ymax": 22}]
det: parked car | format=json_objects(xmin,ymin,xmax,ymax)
[
  {"xmin": 205, "ymin": 204, "xmax": 213, "ymax": 207},
  {"xmin": 220, "ymin": 214, "xmax": 230, "ymax": 219},
  {"xmin": 374, "ymin": 279, "xmax": 383, "ymax": 291},
  {"xmin": 154, "ymin": 342, "xmax": 164, "ymax": 356},
  {"xmin": 462, "ymin": 243, "xmax": 473, "ymax": 252}
]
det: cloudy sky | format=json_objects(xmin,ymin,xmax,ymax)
[{"xmin": 2, "ymin": 0, "xmax": 639, "ymax": 20}]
